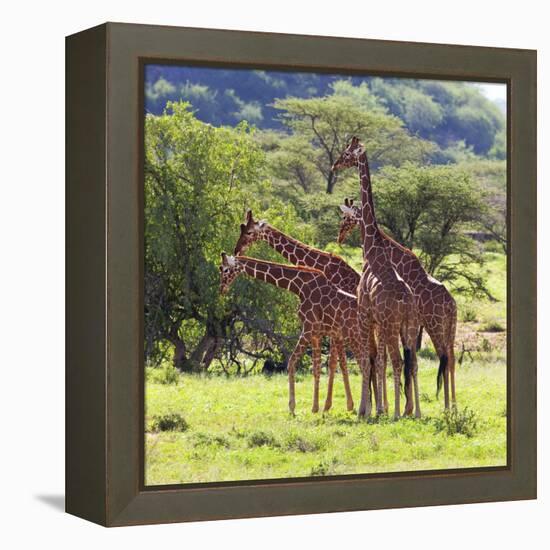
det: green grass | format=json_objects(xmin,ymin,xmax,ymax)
[{"xmin": 145, "ymin": 359, "xmax": 506, "ymax": 485}]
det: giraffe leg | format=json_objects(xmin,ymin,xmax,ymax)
[
  {"xmin": 448, "ymin": 309, "xmax": 458, "ymax": 407},
  {"xmin": 323, "ymin": 341, "xmax": 338, "ymax": 412},
  {"xmin": 387, "ymin": 338, "xmax": 403, "ymax": 420},
  {"xmin": 449, "ymin": 344, "xmax": 456, "ymax": 408},
  {"xmin": 412, "ymin": 350, "xmax": 421, "ymax": 418},
  {"xmin": 375, "ymin": 331, "xmax": 387, "ymax": 417},
  {"xmin": 287, "ymin": 333, "xmax": 309, "ymax": 414},
  {"xmin": 337, "ymin": 340, "xmax": 354, "ymax": 411},
  {"xmin": 311, "ymin": 337, "xmax": 321, "ymax": 414},
  {"xmin": 382, "ymin": 345, "xmax": 389, "ymax": 414}
]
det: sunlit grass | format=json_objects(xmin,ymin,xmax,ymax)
[{"xmin": 145, "ymin": 357, "xmax": 506, "ymax": 485}]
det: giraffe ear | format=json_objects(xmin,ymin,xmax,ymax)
[
  {"xmin": 246, "ymin": 209, "xmax": 253, "ymax": 224},
  {"xmin": 226, "ymin": 255, "xmax": 236, "ymax": 267},
  {"xmin": 240, "ymin": 223, "xmax": 246, "ymax": 232}
]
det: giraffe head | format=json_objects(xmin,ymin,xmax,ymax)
[
  {"xmin": 332, "ymin": 136, "xmax": 365, "ymax": 171},
  {"xmin": 233, "ymin": 209, "xmax": 268, "ymax": 255},
  {"xmin": 219, "ymin": 252, "xmax": 243, "ymax": 294},
  {"xmin": 337, "ymin": 198, "xmax": 361, "ymax": 244}
]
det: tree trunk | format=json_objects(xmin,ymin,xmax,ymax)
[
  {"xmin": 189, "ymin": 333, "xmax": 215, "ymax": 371},
  {"xmin": 168, "ymin": 335, "xmax": 189, "ymax": 372},
  {"xmin": 326, "ymin": 171, "xmax": 336, "ymax": 194}
]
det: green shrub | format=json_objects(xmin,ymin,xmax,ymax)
[
  {"xmin": 418, "ymin": 346, "xmax": 438, "ymax": 360},
  {"xmin": 434, "ymin": 407, "xmax": 479, "ymax": 438},
  {"xmin": 193, "ymin": 432, "xmax": 231, "ymax": 448},
  {"xmin": 480, "ymin": 321, "xmax": 505, "ymax": 333},
  {"xmin": 285, "ymin": 433, "xmax": 324, "ymax": 453},
  {"xmin": 461, "ymin": 307, "xmax": 478, "ymax": 323},
  {"xmin": 150, "ymin": 413, "xmax": 189, "ymax": 432},
  {"xmin": 310, "ymin": 457, "xmax": 338, "ymax": 476},
  {"xmin": 147, "ymin": 363, "xmax": 181, "ymax": 385},
  {"xmin": 247, "ymin": 430, "xmax": 280, "ymax": 448}
]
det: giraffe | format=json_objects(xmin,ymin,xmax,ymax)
[
  {"xmin": 337, "ymin": 195, "xmax": 458, "ymax": 409},
  {"xmin": 219, "ymin": 253, "xmax": 385, "ymax": 415},
  {"xmin": 332, "ymin": 137, "xmax": 421, "ymax": 419},
  {"xmin": 233, "ymin": 210, "xmax": 381, "ymax": 411}
]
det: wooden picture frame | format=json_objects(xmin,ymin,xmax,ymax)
[{"xmin": 66, "ymin": 22, "xmax": 537, "ymax": 527}]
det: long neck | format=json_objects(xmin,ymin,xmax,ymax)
[
  {"xmin": 238, "ymin": 257, "xmax": 319, "ymax": 297},
  {"xmin": 357, "ymin": 152, "xmax": 387, "ymax": 265},
  {"xmin": 261, "ymin": 226, "xmax": 329, "ymax": 268}
]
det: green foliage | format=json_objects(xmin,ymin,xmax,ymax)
[
  {"xmin": 149, "ymin": 413, "xmax": 189, "ymax": 433},
  {"xmin": 146, "ymin": 363, "xmax": 182, "ymax": 385},
  {"xmin": 434, "ymin": 407, "xmax": 479, "ymax": 438},
  {"xmin": 479, "ymin": 321, "xmax": 505, "ymax": 333},
  {"xmin": 247, "ymin": 430, "xmax": 280, "ymax": 448},
  {"xmin": 144, "ymin": 102, "xmax": 302, "ymax": 370}
]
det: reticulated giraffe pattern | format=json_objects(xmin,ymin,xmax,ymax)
[
  {"xmin": 234, "ymin": 209, "xmax": 360, "ymax": 295},
  {"xmin": 219, "ymin": 254, "xmax": 385, "ymax": 415},
  {"xmin": 333, "ymin": 137, "xmax": 421, "ymax": 419},
  {"xmin": 338, "ymin": 195, "xmax": 457, "ymax": 409},
  {"xmin": 233, "ymin": 209, "xmax": 381, "ymax": 409}
]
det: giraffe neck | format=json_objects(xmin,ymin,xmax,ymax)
[
  {"xmin": 357, "ymin": 152, "xmax": 390, "ymax": 269},
  {"xmin": 237, "ymin": 256, "xmax": 321, "ymax": 297},
  {"xmin": 261, "ymin": 226, "xmax": 328, "ymax": 268}
]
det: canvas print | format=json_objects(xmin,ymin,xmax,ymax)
[{"xmin": 143, "ymin": 64, "xmax": 507, "ymax": 485}]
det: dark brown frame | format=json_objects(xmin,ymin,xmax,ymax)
[{"xmin": 66, "ymin": 22, "xmax": 537, "ymax": 527}]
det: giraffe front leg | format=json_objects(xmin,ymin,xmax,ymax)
[
  {"xmin": 388, "ymin": 340, "xmax": 403, "ymax": 420},
  {"xmin": 287, "ymin": 333, "xmax": 308, "ymax": 414},
  {"xmin": 311, "ymin": 337, "xmax": 321, "ymax": 413},
  {"xmin": 323, "ymin": 341, "xmax": 338, "ymax": 412},
  {"xmin": 412, "ymin": 350, "xmax": 421, "ymax": 419},
  {"xmin": 337, "ymin": 341, "xmax": 354, "ymax": 411},
  {"xmin": 449, "ymin": 345, "xmax": 457, "ymax": 408},
  {"xmin": 374, "ymin": 332, "xmax": 387, "ymax": 417}
]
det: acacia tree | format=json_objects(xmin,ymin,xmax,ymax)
[{"xmin": 272, "ymin": 93, "xmax": 435, "ymax": 193}]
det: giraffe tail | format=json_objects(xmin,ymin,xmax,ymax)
[
  {"xmin": 436, "ymin": 354, "xmax": 448, "ymax": 397},
  {"xmin": 403, "ymin": 347, "xmax": 412, "ymax": 394}
]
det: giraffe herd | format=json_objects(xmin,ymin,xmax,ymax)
[{"xmin": 219, "ymin": 136, "xmax": 457, "ymax": 419}]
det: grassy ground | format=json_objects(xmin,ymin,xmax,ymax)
[
  {"xmin": 145, "ymin": 360, "xmax": 506, "ymax": 485},
  {"xmin": 145, "ymin": 251, "xmax": 507, "ymax": 486}
]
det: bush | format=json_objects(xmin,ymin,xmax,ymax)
[
  {"xmin": 247, "ymin": 430, "xmax": 280, "ymax": 448},
  {"xmin": 418, "ymin": 346, "xmax": 438, "ymax": 360},
  {"xmin": 193, "ymin": 432, "xmax": 231, "ymax": 448},
  {"xmin": 285, "ymin": 433, "xmax": 322, "ymax": 453},
  {"xmin": 480, "ymin": 321, "xmax": 505, "ymax": 333},
  {"xmin": 310, "ymin": 457, "xmax": 338, "ymax": 476},
  {"xmin": 147, "ymin": 363, "xmax": 181, "ymax": 385},
  {"xmin": 150, "ymin": 413, "xmax": 189, "ymax": 432},
  {"xmin": 434, "ymin": 407, "xmax": 479, "ymax": 438},
  {"xmin": 461, "ymin": 307, "xmax": 478, "ymax": 323}
]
